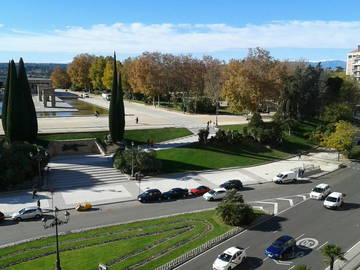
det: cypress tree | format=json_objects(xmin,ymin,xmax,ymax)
[
  {"xmin": 6, "ymin": 60, "xmax": 23, "ymax": 142},
  {"xmin": 1, "ymin": 61, "xmax": 10, "ymax": 133},
  {"xmin": 18, "ymin": 58, "xmax": 38, "ymax": 142},
  {"xmin": 109, "ymin": 53, "xmax": 125, "ymax": 142},
  {"xmin": 117, "ymin": 70, "xmax": 125, "ymax": 140}
]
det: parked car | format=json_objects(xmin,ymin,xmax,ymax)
[
  {"xmin": 272, "ymin": 171, "xmax": 297, "ymax": 184},
  {"xmin": 213, "ymin": 246, "xmax": 246, "ymax": 270},
  {"xmin": 265, "ymin": 235, "xmax": 296, "ymax": 259},
  {"xmin": 137, "ymin": 189, "xmax": 162, "ymax": 202},
  {"xmin": 190, "ymin": 186, "xmax": 210, "ymax": 196},
  {"xmin": 81, "ymin": 93, "xmax": 89, "ymax": 98},
  {"xmin": 162, "ymin": 188, "xmax": 189, "ymax": 200},
  {"xmin": 0, "ymin": 211, "xmax": 5, "ymax": 222},
  {"xmin": 324, "ymin": 192, "xmax": 344, "ymax": 209},
  {"xmin": 203, "ymin": 188, "xmax": 227, "ymax": 201},
  {"xmin": 220, "ymin": 180, "xmax": 243, "ymax": 191},
  {"xmin": 12, "ymin": 206, "xmax": 42, "ymax": 221},
  {"xmin": 310, "ymin": 183, "xmax": 331, "ymax": 200}
]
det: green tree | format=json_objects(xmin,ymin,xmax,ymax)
[
  {"xmin": 89, "ymin": 56, "xmax": 106, "ymax": 90},
  {"xmin": 216, "ymin": 190, "xmax": 255, "ymax": 226},
  {"xmin": 321, "ymin": 121, "xmax": 356, "ymax": 160},
  {"xmin": 109, "ymin": 53, "xmax": 125, "ymax": 142},
  {"xmin": 103, "ymin": 57, "xmax": 121, "ymax": 90},
  {"xmin": 1, "ymin": 62, "xmax": 10, "ymax": 133},
  {"xmin": 320, "ymin": 244, "xmax": 346, "ymax": 270},
  {"xmin": 322, "ymin": 103, "xmax": 353, "ymax": 123},
  {"xmin": 17, "ymin": 58, "xmax": 38, "ymax": 142}
]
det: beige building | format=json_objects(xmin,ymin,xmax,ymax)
[{"xmin": 346, "ymin": 45, "xmax": 360, "ymax": 81}]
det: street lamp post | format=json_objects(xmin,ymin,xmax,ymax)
[
  {"xmin": 42, "ymin": 207, "xmax": 70, "ymax": 270},
  {"xmin": 131, "ymin": 141, "xmax": 134, "ymax": 178}
]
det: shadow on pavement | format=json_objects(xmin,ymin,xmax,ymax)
[
  {"xmin": 237, "ymin": 256, "xmax": 263, "ymax": 269},
  {"xmin": 248, "ymin": 214, "xmax": 287, "ymax": 232},
  {"xmin": 0, "ymin": 219, "xmax": 18, "ymax": 226},
  {"xmin": 338, "ymin": 202, "xmax": 360, "ymax": 211}
]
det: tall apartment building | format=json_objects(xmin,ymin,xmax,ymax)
[{"xmin": 346, "ymin": 45, "xmax": 360, "ymax": 81}]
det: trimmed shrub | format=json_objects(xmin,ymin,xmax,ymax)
[{"xmin": 348, "ymin": 145, "xmax": 360, "ymax": 159}]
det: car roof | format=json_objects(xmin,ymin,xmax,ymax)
[
  {"xmin": 23, "ymin": 206, "xmax": 40, "ymax": 210},
  {"xmin": 146, "ymin": 189, "xmax": 160, "ymax": 192},
  {"xmin": 223, "ymin": 246, "xmax": 243, "ymax": 256},
  {"xmin": 213, "ymin": 188, "xmax": 227, "ymax": 192},
  {"xmin": 315, "ymin": 183, "xmax": 329, "ymax": 189},
  {"xmin": 328, "ymin": 192, "xmax": 343, "ymax": 198},
  {"xmin": 279, "ymin": 171, "xmax": 294, "ymax": 174},
  {"xmin": 276, "ymin": 235, "xmax": 294, "ymax": 243}
]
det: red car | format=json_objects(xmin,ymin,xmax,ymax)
[{"xmin": 190, "ymin": 186, "xmax": 211, "ymax": 196}]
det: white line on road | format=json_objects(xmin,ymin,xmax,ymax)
[
  {"xmin": 252, "ymin": 206, "xmax": 264, "ymax": 211},
  {"xmin": 288, "ymin": 266, "xmax": 295, "ymax": 270},
  {"xmin": 295, "ymin": 233, "xmax": 305, "ymax": 240},
  {"xmin": 277, "ymin": 198, "xmax": 294, "ymax": 207},
  {"xmin": 273, "ymin": 230, "xmax": 278, "ymax": 233},
  {"xmin": 316, "ymin": 241, "xmax": 328, "ymax": 251},
  {"xmin": 296, "ymin": 195, "xmax": 307, "ymax": 200},
  {"xmin": 254, "ymin": 201, "xmax": 279, "ymax": 215},
  {"xmin": 273, "ymin": 259, "xmax": 292, "ymax": 265}
]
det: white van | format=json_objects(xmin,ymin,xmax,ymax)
[
  {"xmin": 324, "ymin": 192, "xmax": 345, "ymax": 209},
  {"xmin": 272, "ymin": 171, "xmax": 297, "ymax": 184},
  {"xmin": 310, "ymin": 183, "xmax": 331, "ymax": 200}
]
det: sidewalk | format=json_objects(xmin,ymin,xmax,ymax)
[{"xmin": 0, "ymin": 141, "xmax": 344, "ymax": 216}]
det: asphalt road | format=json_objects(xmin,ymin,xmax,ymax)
[
  {"xmin": 0, "ymin": 164, "xmax": 359, "ymax": 270},
  {"xmin": 176, "ymin": 165, "xmax": 360, "ymax": 270}
]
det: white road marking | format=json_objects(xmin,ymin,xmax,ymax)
[
  {"xmin": 288, "ymin": 266, "xmax": 295, "ymax": 270},
  {"xmin": 252, "ymin": 205, "xmax": 264, "ymax": 211},
  {"xmin": 296, "ymin": 195, "xmax": 307, "ymax": 200},
  {"xmin": 254, "ymin": 201, "xmax": 279, "ymax": 215},
  {"xmin": 295, "ymin": 233, "xmax": 305, "ymax": 240},
  {"xmin": 273, "ymin": 230, "xmax": 278, "ymax": 233},
  {"xmin": 277, "ymin": 198, "xmax": 294, "ymax": 207},
  {"xmin": 263, "ymin": 257, "xmax": 269, "ymax": 261},
  {"xmin": 273, "ymin": 259, "xmax": 292, "ymax": 265},
  {"xmin": 316, "ymin": 241, "xmax": 328, "ymax": 251}
]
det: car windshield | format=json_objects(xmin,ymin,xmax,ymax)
[
  {"xmin": 326, "ymin": 196, "xmax": 337, "ymax": 202},
  {"xmin": 272, "ymin": 240, "xmax": 284, "ymax": 248},
  {"xmin": 276, "ymin": 174, "xmax": 284, "ymax": 178},
  {"xmin": 312, "ymin": 188, "xmax": 324, "ymax": 193},
  {"xmin": 218, "ymin": 253, "xmax": 232, "ymax": 262},
  {"xmin": 208, "ymin": 190, "xmax": 216, "ymax": 194},
  {"xmin": 19, "ymin": 208, "xmax": 26, "ymax": 214}
]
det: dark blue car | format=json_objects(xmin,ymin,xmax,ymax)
[
  {"xmin": 137, "ymin": 189, "xmax": 162, "ymax": 203},
  {"xmin": 265, "ymin": 235, "xmax": 296, "ymax": 259}
]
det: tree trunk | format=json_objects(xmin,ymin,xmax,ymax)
[{"xmin": 330, "ymin": 257, "xmax": 334, "ymax": 270}]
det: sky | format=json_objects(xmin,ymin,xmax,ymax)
[{"xmin": 0, "ymin": 0, "xmax": 360, "ymax": 63}]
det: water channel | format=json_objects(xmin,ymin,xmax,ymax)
[{"xmin": 0, "ymin": 98, "xmax": 108, "ymax": 117}]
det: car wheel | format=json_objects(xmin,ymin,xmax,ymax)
[
  {"xmin": 209, "ymin": 197, "xmax": 214, "ymax": 201},
  {"xmin": 35, "ymin": 214, "xmax": 41, "ymax": 219},
  {"xmin": 16, "ymin": 217, "xmax": 22, "ymax": 221},
  {"xmin": 228, "ymin": 267, "xmax": 232, "ymax": 270}
]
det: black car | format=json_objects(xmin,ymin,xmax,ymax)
[
  {"xmin": 162, "ymin": 188, "xmax": 189, "ymax": 200},
  {"xmin": 0, "ymin": 211, "xmax": 4, "ymax": 222},
  {"xmin": 220, "ymin": 179, "xmax": 243, "ymax": 191},
  {"xmin": 137, "ymin": 189, "xmax": 162, "ymax": 202}
]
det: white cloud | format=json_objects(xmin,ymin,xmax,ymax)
[{"xmin": 0, "ymin": 21, "xmax": 359, "ymax": 55}]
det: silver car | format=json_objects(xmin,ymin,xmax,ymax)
[{"xmin": 12, "ymin": 206, "xmax": 42, "ymax": 221}]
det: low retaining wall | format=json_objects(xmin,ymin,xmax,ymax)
[{"xmin": 48, "ymin": 138, "xmax": 104, "ymax": 157}]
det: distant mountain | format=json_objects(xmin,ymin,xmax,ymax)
[
  {"xmin": 307, "ymin": 60, "xmax": 346, "ymax": 70},
  {"xmin": 0, "ymin": 63, "xmax": 68, "ymax": 82}
]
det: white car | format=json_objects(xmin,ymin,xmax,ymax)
[
  {"xmin": 203, "ymin": 188, "xmax": 227, "ymax": 201},
  {"xmin": 310, "ymin": 183, "xmax": 331, "ymax": 200},
  {"xmin": 272, "ymin": 171, "xmax": 297, "ymax": 184},
  {"xmin": 12, "ymin": 206, "xmax": 42, "ymax": 221},
  {"xmin": 324, "ymin": 192, "xmax": 344, "ymax": 209},
  {"xmin": 213, "ymin": 246, "xmax": 246, "ymax": 270}
]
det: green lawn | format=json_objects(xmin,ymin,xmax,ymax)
[
  {"xmin": 0, "ymin": 210, "xmax": 235, "ymax": 270},
  {"xmin": 157, "ymin": 120, "xmax": 318, "ymax": 173},
  {"xmin": 35, "ymin": 128, "xmax": 192, "ymax": 148}
]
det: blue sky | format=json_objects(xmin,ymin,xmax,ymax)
[{"xmin": 0, "ymin": 0, "xmax": 359, "ymax": 63}]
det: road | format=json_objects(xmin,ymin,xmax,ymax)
[{"xmin": 176, "ymin": 165, "xmax": 360, "ymax": 270}]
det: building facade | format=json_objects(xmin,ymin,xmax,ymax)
[{"xmin": 346, "ymin": 45, "xmax": 360, "ymax": 81}]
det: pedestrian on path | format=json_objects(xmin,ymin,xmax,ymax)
[
  {"xmin": 136, "ymin": 117, "xmax": 139, "ymax": 124},
  {"xmin": 32, "ymin": 188, "xmax": 37, "ymax": 199},
  {"xmin": 298, "ymin": 152, "xmax": 302, "ymax": 160},
  {"xmin": 37, "ymin": 199, "xmax": 41, "ymax": 208}
]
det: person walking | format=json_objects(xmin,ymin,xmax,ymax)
[
  {"xmin": 298, "ymin": 152, "xmax": 302, "ymax": 160},
  {"xmin": 136, "ymin": 117, "xmax": 139, "ymax": 124},
  {"xmin": 37, "ymin": 199, "xmax": 41, "ymax": 208},
  {"xmin": 32, "ymin": 188, "xmax": 37, "ymax": 199}
]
